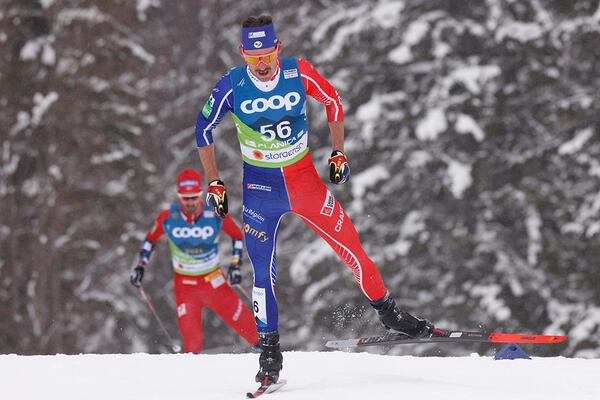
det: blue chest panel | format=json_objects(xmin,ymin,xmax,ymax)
[
  {"xmin": 229, "ymin": 58, "xmax": 309, "ymax": 167},
  {"xmin": 230, "ymin": 58, "xmax": 306, "ymax": 128},
  {"xmin": 163, "ymin": 204, "xmax": 222, "ymax": 254}
]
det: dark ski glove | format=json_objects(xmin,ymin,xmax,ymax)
[
  {"xmin": 130, "ymin": 264, "xmax": 145, "ymax": 287},
  {"xmin": 328, "ymin": 150, "xmax": 350, "ymax": 184},
  {"xmin": 207, "ymin": 180, "xmax": 228, "ymax": 218},
  {"xmin": 227, "ymin": 264, "xmax": 242, "ymax": 285}
]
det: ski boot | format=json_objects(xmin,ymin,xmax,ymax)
[
  {"xmin": 255, "ymin": 331, "xmax": 283, "ymax": 385},
  {"xmin": 253, "ymin": 342, "xmax": 262, "ymax": 352},
  {"xmin": 371, "ymin": 296, "xmax": 434, "ymax": 338}
]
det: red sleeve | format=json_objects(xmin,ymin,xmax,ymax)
[
  {"xmin": 221, "ymin": 214, "xmax": 244, "ymax": 240},
  {"xmin": 298, "ymin": 59, "xmax": 344, "ymax": 122},
  {"xmin": 145, "ymin": 209, "xmax": 169, "ymax": 243}
]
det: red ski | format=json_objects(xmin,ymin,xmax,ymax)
[
  {"xmin": 325, "ymin": 329, "xmax": 567, "ymax": 349},
  {"xmin": 487, "ymin": 332, "xmax": 566, "ymax": 343}
]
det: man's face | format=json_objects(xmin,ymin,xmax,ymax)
[
  {"xmin": 179, "ymin": 194, "xmax": 203, "ymax": 215},
  {"xmin": 240, "ymin": 42, "xmax": 281, "ymax": 82}
]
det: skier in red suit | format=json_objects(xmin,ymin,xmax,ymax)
[{"xmin": 130, "ymin": 168, "xmax": 258, "ymax": 353}]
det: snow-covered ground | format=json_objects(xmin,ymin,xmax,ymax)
[{"xmin": 1, "ymin": 351, "xmax": 598, "ymax": 400}]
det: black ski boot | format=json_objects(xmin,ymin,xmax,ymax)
[
  {"xmin": 255, "ymin": 331, "xmax": 283, "ymax": 385},
  {"xmin": 371, "ymin": 296, "xmax": 434, "ymax": 338}
]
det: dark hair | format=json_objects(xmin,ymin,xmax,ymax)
[{"xmin": 242, "ymin": 15, "xmax": 273, "ymax": 28}]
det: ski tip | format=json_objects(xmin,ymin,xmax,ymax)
[
  {"xmin": 246, "ymin": 389, "xmax": 263, "ymax": 398},
  {"xmin": 246, "ymin": 379, "xmax": 287, "ymax": 398},
  {"xmin": 488, "ymin": 333, "xmax": 569, "ymax": 343}
]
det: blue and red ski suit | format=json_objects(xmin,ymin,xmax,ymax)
[{"xmin": 195, "ymin": 58, "xmax": 388, "ymax": 333}]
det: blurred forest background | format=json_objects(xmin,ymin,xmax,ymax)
[{"xmin": 1, "ymin": 0, "xmax": 599, "ymax": 357}]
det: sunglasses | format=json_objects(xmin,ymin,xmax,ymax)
[
  {"xmin": 242, "ymin": 44, "xmax": 279, "ymax": 65},
  {"xmin": 179, "ymin": 195, "xmax": 201, "ymax": 201}
]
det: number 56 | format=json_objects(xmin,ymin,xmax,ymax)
[{"xmin": 260, "ymin": 121, "xmax": 292, "ymax": 142}]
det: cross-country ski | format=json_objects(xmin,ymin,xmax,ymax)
[{"xmin": 326, "ymin": 329, "xmax": 568, "ymax": 349}]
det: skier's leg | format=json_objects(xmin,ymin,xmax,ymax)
[
  {"xmin": 174, "ymin": 275, "xmax": 205, "ymax": 353},
  {"xmin": 284, "ymin": 153, "xmax": 434, "ymax": 337},
  {"xmin": 283, "ymin": 155, "xmax": 387, "ymax": 301},
  {"xmin": 242, "ymin": 163, "xmax": 291, "ymax": 334},
  {"xmin": 242, "ymin": 163, "xmax": 290, "ymax": 384},
  {"xmin": 245, "ymin": 212, "xmax": 285, "ymax": 333},
  {"xmin": 204, "ymin": 269, "xmax": 258, "ymax": 346},
  {"xmin": 247, "ymin": 220, "xmax": 285, "ymax": 385}
]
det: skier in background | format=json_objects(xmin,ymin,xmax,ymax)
[
  {"xmin": 195, "ymin": 15, "xmax": 437, "ymax": 384},
  {"xmin": 130, "ymin": 168, "xmax": 258, "ymax": 353}
]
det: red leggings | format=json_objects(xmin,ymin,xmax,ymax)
[{"xmin": 173, "ymin": 269, "xmax": 258, "ymax": 353}]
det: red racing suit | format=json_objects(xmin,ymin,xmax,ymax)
[{"xmin": 139, "ymin": 202, "xmax": 258, "ymax": 352}]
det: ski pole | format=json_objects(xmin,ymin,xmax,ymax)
[
  {"xmin": 137, "ymin": 285, "xmax": 182, "ymax": 353},
  {"xmin": 234, "ymin": 284, "xmax": 252, "ymax": 303}
]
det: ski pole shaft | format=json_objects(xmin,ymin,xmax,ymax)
[
  {"xmin": 138, "ymin": 285, "xmax": 181, "ymax": 353},
  {"xmin": 234, "ymin": 284, "xmax": 252, "ymax": 303}
]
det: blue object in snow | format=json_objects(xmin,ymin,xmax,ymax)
[{"xmin": 494, "ymin": 342, "xmax": 531, "ymax": 360}]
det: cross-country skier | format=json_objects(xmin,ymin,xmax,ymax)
[
  {"xmin": 130, "ymin": 168, "xmax": 259, "ymax": 353},
  {"xmin": 195, "ymin": 15, "xmax": 436, "ymax": 384}
]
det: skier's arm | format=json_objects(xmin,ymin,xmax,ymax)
[
  {"xmin": 221, "ymin": 215, "xmax": 244, "ymax": 265},
  {"xmin": 195, "ymin": 73, "xmax": 234, "ymax": 162},
  {"xmin": 329, "ymin": 120, "xmax": 344, "ymax": 153},
  {"xmin": 198, "ymin": 144, "xmax": 229, "ymax": 218},
  {"xmin": 130, "ymin": 210, "xmax": 168, "ymax": 287},
  {"xmin": 221, "ymin": 215, "xmax": 245, "ymax": 285},
  {"xmin": 195, "ymin": 74, "xmax": 234, "ymax": 216},
  {"xmin": 299, "ymin": 59, "xmax": 345, "ymax": 152},
  {"xmin": 221, "ymin": 215, "xmax": 244, "ymax": 240},
  {"xmin": 298, "ymin": 58, "xmax": 344, "ymax": 124},
  {"xmin": 197, "ymin": 144, "xmax": 220, "ymax": 183},
  {"xmin": 298, "ymin": 59, "xmax": 350, "ymax": 184},
  {"xmin": 138, "ymin": 210, "xmax": 168, "ymax": 265}
]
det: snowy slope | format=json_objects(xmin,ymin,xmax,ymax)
[{"xmin": 1, "ymin": 351, "xmax": 598, "ymax": 400}]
